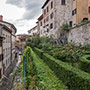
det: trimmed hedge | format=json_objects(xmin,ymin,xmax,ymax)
[
  {"xmin": 34, "ymin": 47, "xmax": 44, "ymax": 58},
  {"xmin": 31, "ymin": 49, "xmax": 68, "ymax": 90},
  {"xmin": 83, "ymin": 51, "xmax": 90, "ymax": 55},
  {"xmin": 34, "ymin": 48, "xmax": 90, "ymax": 90},
  {"xmin": 79, "ymin": 55, "xmax": 90, "ymax": 73}
]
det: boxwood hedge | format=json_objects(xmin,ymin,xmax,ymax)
[
  {"xmin": 79, "ymin": 55, "xmax": 90, "ymax": 73},
  {"xmin": 31, "ymin": 49, "xmax": 68, "ymax": 90},
  {"xmin": 34, "ymin": 48, "xmax": 90, "ymax": 90},
  {"xmin": 34, "ymin": 47, "xmax": 44, "ymax": 58}
]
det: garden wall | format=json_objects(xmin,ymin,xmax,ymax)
[{"xmin": 68, "ymin": 22, "xmax": 90, "ymax": 46}]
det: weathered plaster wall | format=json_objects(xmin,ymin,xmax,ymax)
[{"xmin": 68, "ymin": 23, "xmax": 90, "ymax": 46}]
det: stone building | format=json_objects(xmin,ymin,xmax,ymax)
[
  {"xmin": 55, "ymin": 0, "xmax": 73, "ymax": 35},
  {"xmin": 0, "ymin": 23, "xmax": 12, "ymax": 78},
  {"xmin": 41, "ymin": 0, "xmax": 55, "ymax": 37},
  {"xmin": 40, "ymin": 0, "xmax": 72, "ymax": 38},
  {"xmin": 72, "ymin": 0, "xmax": 90, "ymax": 26},
  {"xmin": 0, "ymin": 16, "xmax": 17, "ymax": 78},
  {"xmin": 16, "ymin": 34, "xmax": 29, "ymax": 51},
  {"xmin": 28, "ymin": 26, "xmax": 39, "ymax": 37},
  {"xmin": 0, "ymin": 26, "xmax": 3, "ymax": 80},
  {"xmin": 37, "ymin": 15, "xmax": 44, "ymax": 37}
]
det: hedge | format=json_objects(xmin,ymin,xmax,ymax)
[
  {"xmin": 31, "ymin": 49, "xmax": 68, "ymax": 90},
  {"xmin": 34, "ymin": 48, "xmax": 90, "ymax": 90},
  {"xmin": 83, "ymin": 51, "xmax": 90, "ymax": 55},
  {"xmin": 34, "ymin": 47, "xmax": 44, "ymax": 58},
  {"xmin": 79, "ymin": 55, "xmax": 90, "ymax": 73}
]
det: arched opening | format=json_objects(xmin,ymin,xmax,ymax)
[{"xmin": 83, "ymin": 18, "xmax": 88, "ymax": 21}]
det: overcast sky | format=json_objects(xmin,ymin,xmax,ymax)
[{"xmin": 0, "ymin": 0, "xmax": 45, "ymax": 34}]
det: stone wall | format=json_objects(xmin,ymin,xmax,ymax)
[
  {"xmin": 54, "ymin": 0, "xmax": 73, "ymax": 38},
  {"xmin": 55, "ymin": 0, "xmax": 72, "ymax": 29},
  {"xmin": 68, "ymin": 22, "xmax": 90, "ymax": 46}
]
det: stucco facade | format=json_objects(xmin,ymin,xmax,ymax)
[
  {"xmin": 72, "ymin": 0, "xmax": 90, "ymax": 26},
  {"xmin": 41, "ymin": 0, "xmax": 55, "ymax": 37}
]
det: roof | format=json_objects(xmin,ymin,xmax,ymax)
[
  {"xmin": 38, "ymin": 14, "xmax": 43, "ymax": 21},
  {"xmin": 28, "ymin": 26, "xmax": 37, "ymax": 33},
  {"xmin": 0, "ymin": 23, "xmax": 12, "ymax": 33},
  {"xmin": 16, "ymin": 34, "xmax": 29, "ymax": 37},
  {"xmin": 16, "ymin": 34, "xmax": 29, "ymax": 40},
  {"xmin": 42, "ymin": 0, "xmax": 50, "ymax": 9},
  {"xmin": 0, "ymin": 20, "xmax": 17, "ymax": 33}
]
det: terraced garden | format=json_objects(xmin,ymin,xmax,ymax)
[
  {"xmin": 19, "ymin": 44, "xmax": 90, "ymax": 90},
  {"xmin": 33, "ymin": 47, "xmax": 90, "ymax": 90},
  {"xmin": 16, "ymin": 36, "xmax": 90, "ymax": 90}
]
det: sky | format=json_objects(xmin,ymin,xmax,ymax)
[{"xmin": 0, "ymin": 0, "xmax": 45, "ymax": 34}]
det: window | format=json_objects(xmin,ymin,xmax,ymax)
[
  {"xmin": 72, "ymin": 8, "xmax": 77, "ymax": 16},
  {"xmin": 89, "ymin": 6, "xmax": 90, "ymax": 13},
  {"xmin": 61, "ymin": 0, "xmax": 66, "ymax": 5},
  {"xmin": 50, "ymin": 12, "xmax": 54, "ymax": 19},
  {"xmin": 44, "ymin": 9, "xmax": 46, "ymax": 15},
  {"xmin": 46, "ymin": 16, "xmax": 49, "ymax": 22},
  {"xmin": 50, "ymin": 23, "xmax": 53, "ymax": 29},
  {"xmin": 51, "ymin": 1, "xmax": 53, "ymax": 9},
  {"xmin": 47, "ymin": 6, "xmax": 49, "ymax": 12},
  {"xmin": 74, "ymin": 9, "xmax": 77, "ymax": 14},
  {"xmin": 40, "ymin": 21, "xmax": 42, "ymax": 26},
  {"xmin": 69, "ymin": 21, "xmax": 72, "ymax": 27},
  {"xmin": 44, "ymin": 19, "xmax": 46, "ymax": 23},
  {"xmin": 83, "ymin": 18, "xmax": 88, "ymax": 21},
  {"xmin": 0, "ymin": 69, "xmax": 1, "ymax": 79},
  {"xmin": 0, "ymin": 40, "xmax": 2, "ymax": 46},
  {"xmin": 0, "ymin": 54, "xmax": 2, "ymax": 61},
  {"xmin": 47, "ymin": 28, "xmax": 49, "ymax": 32}
]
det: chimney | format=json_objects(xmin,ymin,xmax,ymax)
[{"xmin": 0, "ymin": 15, "xmax": 3, "ymax": 21}]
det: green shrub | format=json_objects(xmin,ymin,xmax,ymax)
[
  {"xmin": 34, "ymin": 44, "xmax": 84, "ymax": 66},
  {"xmin": 83, "ymin": 51, "xmax": 90, "ymax": 55},
  {"xmin": 31, "ymin": 49, "xmax": 68, "ymax": 90},
  {"xmin": 61, "ymin": 23, "xmax": 70, "ymax": 31},
  {"xmin": 79, "ymin": 55, "xmax": 90, "ymax": 73},
  {"xmin": 34, "ymin": 48, "xmax": 90, "ymax": 90},
  {"xmin": 34, "ymin": 47, "xmax": 44, "ymax": 58},
  {"xmin": 82, "ymin": 44, "xmax": 90, "ymax": 51},
  {"xmin": 42, "ymin": 53, "xmax": 90, "ymax": 90},
  {"xmin": 25, "ymin": 36, "xmax": 53, "ymax": 49}
]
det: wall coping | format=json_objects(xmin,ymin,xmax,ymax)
[{"xmin": 70, "ymin": 20, "xmax": 90, "ymax": 30}]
